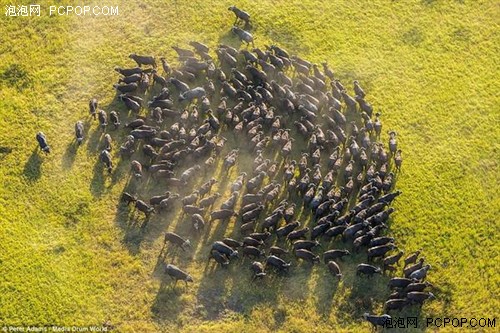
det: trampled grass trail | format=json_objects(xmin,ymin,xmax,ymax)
[{"xmin": 0, "ymin": 1, "xmax": 498, "ymax": 332}]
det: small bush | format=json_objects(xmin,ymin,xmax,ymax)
[{"xmin": 0, "ymin": 63, "xmax": 33, "ymax": 90}]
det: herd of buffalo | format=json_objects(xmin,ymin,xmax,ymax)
[{"xmin": 34, "ymin": 6, "xmax": 431, "ymax": 330}]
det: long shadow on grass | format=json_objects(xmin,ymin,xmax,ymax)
[
  {"xmin": 62, "ymin": 142, "xmax": 78, "ymax": 170},
  {"xmin": 110, "ymin": 151, "xmax": 131, "ymax": 186},
  {"xmin": 86, "ymin": 124, "xmax": 106, "ymax": 156},
  {"xmin": 90, "ymin": 157, "xmax": 107, "ymax": 197},
  {"xmin": 107, "ymin": 88, "xmax": 208, "ymax": 257},
  {"xmin": 88, "ymin": 129, "xmax": 133, "ymax": 198},
  {"xmin": 62, "ymin": 120, "xmax": 92, "ymax": 170},
  {"xmin": 117, "ymin": 208, "xmax": 169, "ymax": 256},
  {"xmin": 114, "ymin": 175, "xmax": 187, "ymax": 256},
  {"xmin": 313, "ymin": 263, "xmax": 341, "ymax": 319},
  {"xmin": 388, "ymin": 306, "xmax": 428, "ymax": 332},
  {"xmin": 342, "ymin": 253, "xmax": 428, "ymax": 331},
  {"xmin": 23, "ymin": 148, "xmax": 43, "ymax": 181},
  {"xmin": 194, "ymin": 260, "xmax": 283, "ymax": 321},
  {"xmin": 151, "ymin": 267, "xmax": 188, "ymax": 324},
  {"xmin": 349, "ymin": 258, "xmax": 391, "ymax": 310}
]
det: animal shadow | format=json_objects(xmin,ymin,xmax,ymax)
[
  {"xmin": 218, "ymin": 30, "xmax": 243, "ymax": 49},
  {"xmin": 151, "ymin": 269, "xmax": 190, "ymax": 322},
  {"xmin": 62, "ymin": 142, "xmax": 78, "ymax": 170},
  {"xmin": 23, "ymin": 148, "xmax": 43, "ymax": 181}
]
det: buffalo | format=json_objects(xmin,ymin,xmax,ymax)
[
  {"xmin": 129, "ymin": 54, "xmax": 156, "ymax": 67},
  {"xmin": 211, "ymin": 209, "xmax": 237, "ymax": 221},
  {"xmin": 251, "ymin": 261, "xmax": 266, "ymax": 280},
  {"xmin": 179, "ymin": 87, "xmax": 206, "ymax": 102},
  {"xmin": 36, "ymin": 132, "xmax": 50, "ymax": 153},
  {"xmin": 165, "ymin": 264, "xmax": 193, "ymax": 286},
  {"xmin": 323, "ymin": 249, "xmax": 350, "ymax": 264},
  {"xmin": 326, "ymin": 261, "xmax": 342, "ymax": 280},
  {"xmin": 363, "ymin": 313, "xmax": 391, "ymax": 330},
  {"xmin": 266, "ymin": 255, "xmax": 290, "ymax": 272},
  {"xmin": 99, "ymin": 150, "xmax": 112, "ymax": 173},
  {"xmin": 408, "ymin": 265, "xmax": 431, "ymax": 281},
  {"xmin": 231, "ymin": 26, "xmax": 254, "ymax": 47},
  {"xmin": 74, "ymin": 121, "xmax": 84, "ymax": 144},
  {"xmin": 135, "ymin": 200, "xmax": 154, "ymax": 218},
  {"xmin": 388, "ymin": 277, "xmax": 414, "ymax": 290},
  {"xmin": 228, "ymin": 5, "xmax": 250, "ymax": 25},
  {"xmin": 212, "ymin": 241, "xmax": 239, "ymax": 259},
  {"xmin": 163, "ymin": 232, "xmax": 190, "ymax": 251},
  {"xmin": 295, "ymin": 249, "xmax": 320, "ymax": 264},
  {"xmin": 210, "ymin": 250, "xmax": 230, "ymax": 267},
  {"xmin": 357, "ymin": 264, "xmax": 382, "ymax": 277},
  {"xmin": 89, "ymin": 98, "xmax": 98, "ymax": 119}
]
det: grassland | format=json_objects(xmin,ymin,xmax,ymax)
[{"xmin": 0, "ymin": 0, "xmax": 499, "ymax": 332}]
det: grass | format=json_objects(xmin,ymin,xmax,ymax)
[{"xmin": 0, "ymin": 0, "xmax": 499, "ymax": 332}]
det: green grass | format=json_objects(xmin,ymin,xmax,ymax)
[{"xmin": 0, "ymin": 0, "xmax": 499, "ymax": 332}]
